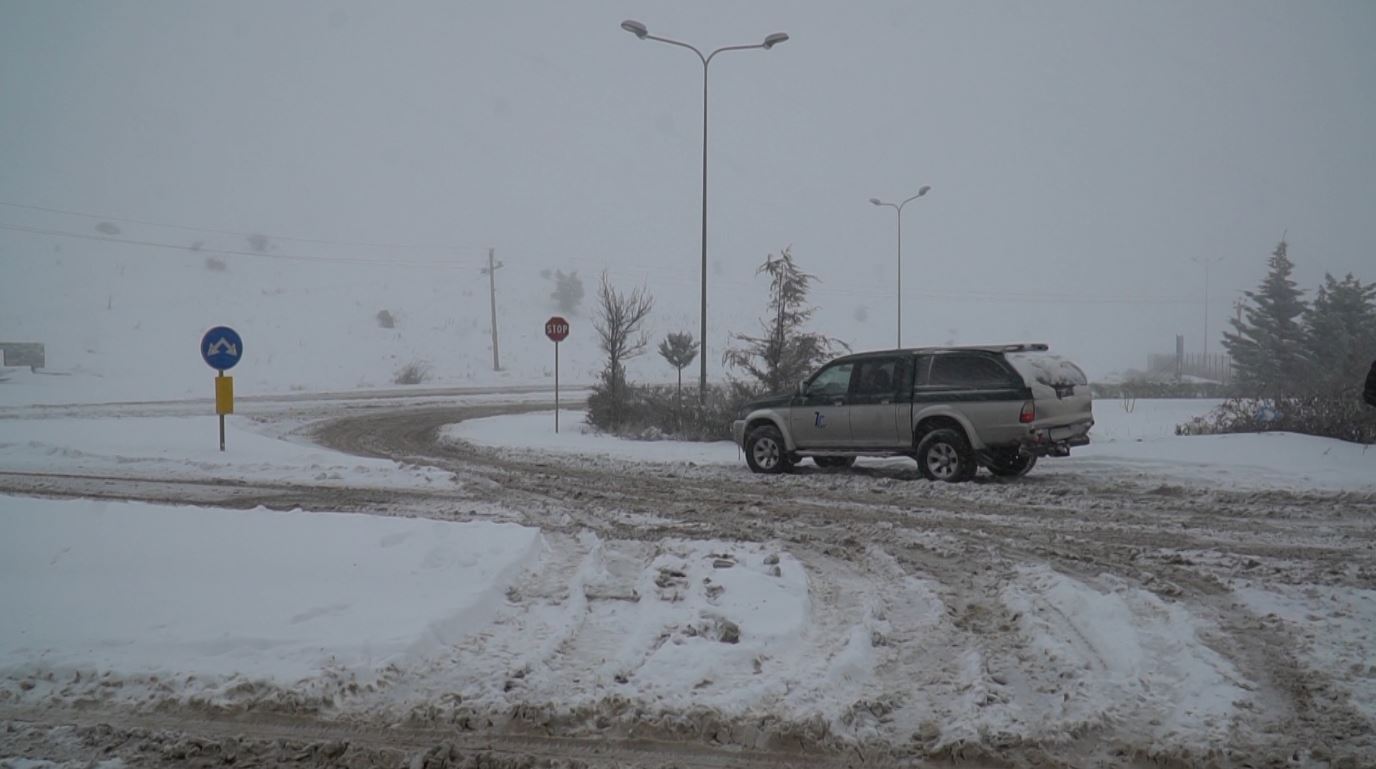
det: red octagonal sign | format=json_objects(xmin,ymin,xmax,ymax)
[{"xmin": 545, "ymin": 316, "xmax": 570, "ymax": 343}]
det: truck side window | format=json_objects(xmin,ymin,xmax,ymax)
[
  {"xmin": 851, "ymin": 358, "xmax": 899, "ymax": 397},
  {"xmin": 930, "ymin": 355, "xmax": 1019, "ymax": 389},
  {"xmin": 807, "ymin": 363, "xmax": 854, "ymax": 397}
]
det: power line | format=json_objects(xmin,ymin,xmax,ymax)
[
  {"xmin": 3, "ymin": 216, "xmax": 1220, "ymax": 306},
  {"xmin": 591, "ymin": 264, "xmax": 1220, "ymax": 306},
  {"xmin": 0, "ymin": 200, "xmax": 488, "ymax": 253},
  {"xmin": 0, "ymin": 222, "xmax": 482, "ymax": 268}
]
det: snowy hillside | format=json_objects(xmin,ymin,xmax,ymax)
[{"xmin": 1, "ymin": 231, "xmax": 729, "ymax": 404}]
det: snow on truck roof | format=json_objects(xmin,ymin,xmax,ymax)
[{"xmin": 840, "ymin": 343, "xmax": 1051, "ymax": 358}]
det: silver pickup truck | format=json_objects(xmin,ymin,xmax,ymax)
[{"xmin": 731, "ymin": 344, "xmax": 1093, "ymax": 481}]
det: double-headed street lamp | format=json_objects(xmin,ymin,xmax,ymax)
[
  {"xmin": 869, "ymin": 186, "xmax": 931, "ymax": 348},
  {"xmin": 620, "ymin": 19, "xmax": 789, "ymax": 400}
]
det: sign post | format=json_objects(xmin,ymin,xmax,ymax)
[
  {"xmin": 544, "ymin": 316, "xmax": 570, "ymax": 433},
  {"xmin": 200, "ymin": 326, "xmax": 243, "ymax": 451}
]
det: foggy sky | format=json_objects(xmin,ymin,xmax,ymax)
[{"xmin": 3, "ymin": 0, "xmax": 1374, "ymax": 378}]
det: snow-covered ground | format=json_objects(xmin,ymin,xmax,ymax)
[
  {"xmin": 447, "ymin": 399, "xmax": 1376, "ymax": 491},
  {"xmin": 1058, "ymin": 397, "xmax": 1376, "ymax": 491},
  {"xmin": 2, "ymin": 393, "xmax": 1373, "ymax": 764},
  {"xmin": 0, "ymin": 494, "xmax": 1256, "ymax": 756},
  {"xmin": 443, "ymin": 409, "xmax": 740, "ymax": 465},
  {"xmin": 1, "ymin": 497, "xmax": 538, "ymax": 699},
  {"xmin": 0, "ymin": 414, "xmax": 456, "ymax": 490}
]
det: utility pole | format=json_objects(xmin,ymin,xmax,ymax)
[{"xmin": 482, "ymin": 248, "xmax": 503, "ymax": 371}]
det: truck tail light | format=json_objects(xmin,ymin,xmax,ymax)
[{"xmin": 1019, "ymin": 401, "xmax": 1036, "ymax": 423}]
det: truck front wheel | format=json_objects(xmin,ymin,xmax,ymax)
[
  {"xmin": 745, "ymin": 426, "xmax": 793, "ymax": 474},
  {"xmin": 915, "ymin": 428, "xmax": 977, "ymax": 483}
]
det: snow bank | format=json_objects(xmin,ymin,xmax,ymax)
[
  {"xmin": 0, "ymin": 497, "xmax": 540, "ymax": 685},
  {"xmin": 1069, "ymin": 398, "xmax": 1375, "ymax": 491},
  {"xmin": 0, "ymin": 415, "xmax": 455, "ymax": 489}
]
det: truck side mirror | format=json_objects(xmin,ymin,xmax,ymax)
[{"xmin": 797, "ymin": 380, "xmax": 807, "ymax": 396}]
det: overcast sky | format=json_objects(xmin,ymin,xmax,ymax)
[{"xmin": 3, "ymin": 0, "xmax": 1374, "ymax": 378}]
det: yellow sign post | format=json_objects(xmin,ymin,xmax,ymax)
[{"xmin": 215, "ymin": 373, "xmax": 234, "ymax": 451}]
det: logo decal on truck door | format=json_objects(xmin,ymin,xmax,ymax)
[{"xmin": 814, "ymin": 411, "xmax": 827, "ymax": 428}]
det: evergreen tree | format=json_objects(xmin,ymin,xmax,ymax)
[
  {"xmin": 1304, "ymin": 272, "xmax": 1376, "ymax": 394},
  {"xmin": 550, "ymin": 270, "xmax": 585, "ymax": 315},
  {"xmin": 1222, "ymin": 239, "xmax": 1310, "ymax": 394},
  {"xmin": 723, "ymin": 247, "xmax": 847, "ymax": 394},
  {"xmin": 657, "ymin": 332, "xmax": 699, "ymax": 406}
]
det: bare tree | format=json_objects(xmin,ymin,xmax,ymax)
[
  {"xmin": 658, "ymin": 331, "xmax": 699, "ymax": 411},
  {"xmin": 590, "ymin": 272, "xmax": 654, "ymax": 429}
]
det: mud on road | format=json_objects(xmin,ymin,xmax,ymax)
[{"xmin": 5, "ymin": 400, "xmax": 1375, "ymax": 768}]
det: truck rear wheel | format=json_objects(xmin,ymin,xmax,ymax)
[{"xmin": 986, "ymin": 450, "xmax": 1037, "ymax": 478}]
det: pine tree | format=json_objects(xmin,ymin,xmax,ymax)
[
  {"xmin": 1304, "ymin": 273, "xmax": 1376, "ymax": 395},
  {"xmin": 1222, "ymin": 239, "xmax": 1310, "ymax": 394},
  {"xmin": 723, "ymin": 247, "xmax": 847, "ymax": 394}
]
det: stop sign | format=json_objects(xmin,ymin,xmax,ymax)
[{"xmin": 545, "ymin": 316, "xmax": 570, "ymax": 343}]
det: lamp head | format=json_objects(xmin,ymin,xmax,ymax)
[{"xmin": 763, "ymin": 32, "xmax": 789, "ymax": 49}]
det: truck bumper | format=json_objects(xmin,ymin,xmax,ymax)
[{"xmin": 1021, "ymin": 419, "xmax": 1093, "ymax": 457}]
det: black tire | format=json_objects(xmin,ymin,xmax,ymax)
[
  {"xmin": 915, "ymin": 428, "xmax": 977, "ymax": 483},
  {"xmin": 813, "ymin": 456, "xmax": 856, "ymax": 469},
  {"xmin": 986, "ymin": 450, "xmax": 1037, "ymax": 478},
  {"xmin": 745, "ymin": 425, "xmax": 793, "ymax": 474}
]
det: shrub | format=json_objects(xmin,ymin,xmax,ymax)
[
  {"xmin": 204, "ymin": 256, "xmax": 227, "ymax": 272},
  {"xmin": 587, "ymin": 383, "xmax": 756, "ymax": 442},
  {"xmin": 393, "ymin": 361, "xmax": 431, "ymax": 385},
  {"xmin": 1176, "ymin": 392, "xmax": 1376, "ymax": 444},
  {"xmin": 376, "ymin": 309, "xmax": 396, "ymax": 329}
]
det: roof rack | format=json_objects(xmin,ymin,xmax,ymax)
[
  {"xmin": 999, "ymin": 343, "xmax": 1050, "ymax": 352},
  {"xmin": 925, "ymin": 343, "xmax": 1050, "ymax": 353}
]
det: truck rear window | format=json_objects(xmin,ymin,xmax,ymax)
[{"xmin": 1006, "ymin": 353, "xmax": 1088, "ymax": 388}]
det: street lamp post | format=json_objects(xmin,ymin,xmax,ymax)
[
  {"xmin": 620, "ymin": 20, "xmax": 789, "ymax": 400},
  {"xmin": 869, "ymin": 186, "xmax": 931, "ymax": 348},
  {"xmin": 1191, "ymin": 255, "xmax": 1224, "ymax": 354}
]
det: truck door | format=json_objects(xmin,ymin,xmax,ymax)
[
  {"xmin": 790, "ymin": 361, "xmax": 854, "ymax": 448},
  {"xmin": 847, "ymin": 355, "xmax": 910, "ymax": 448}
]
